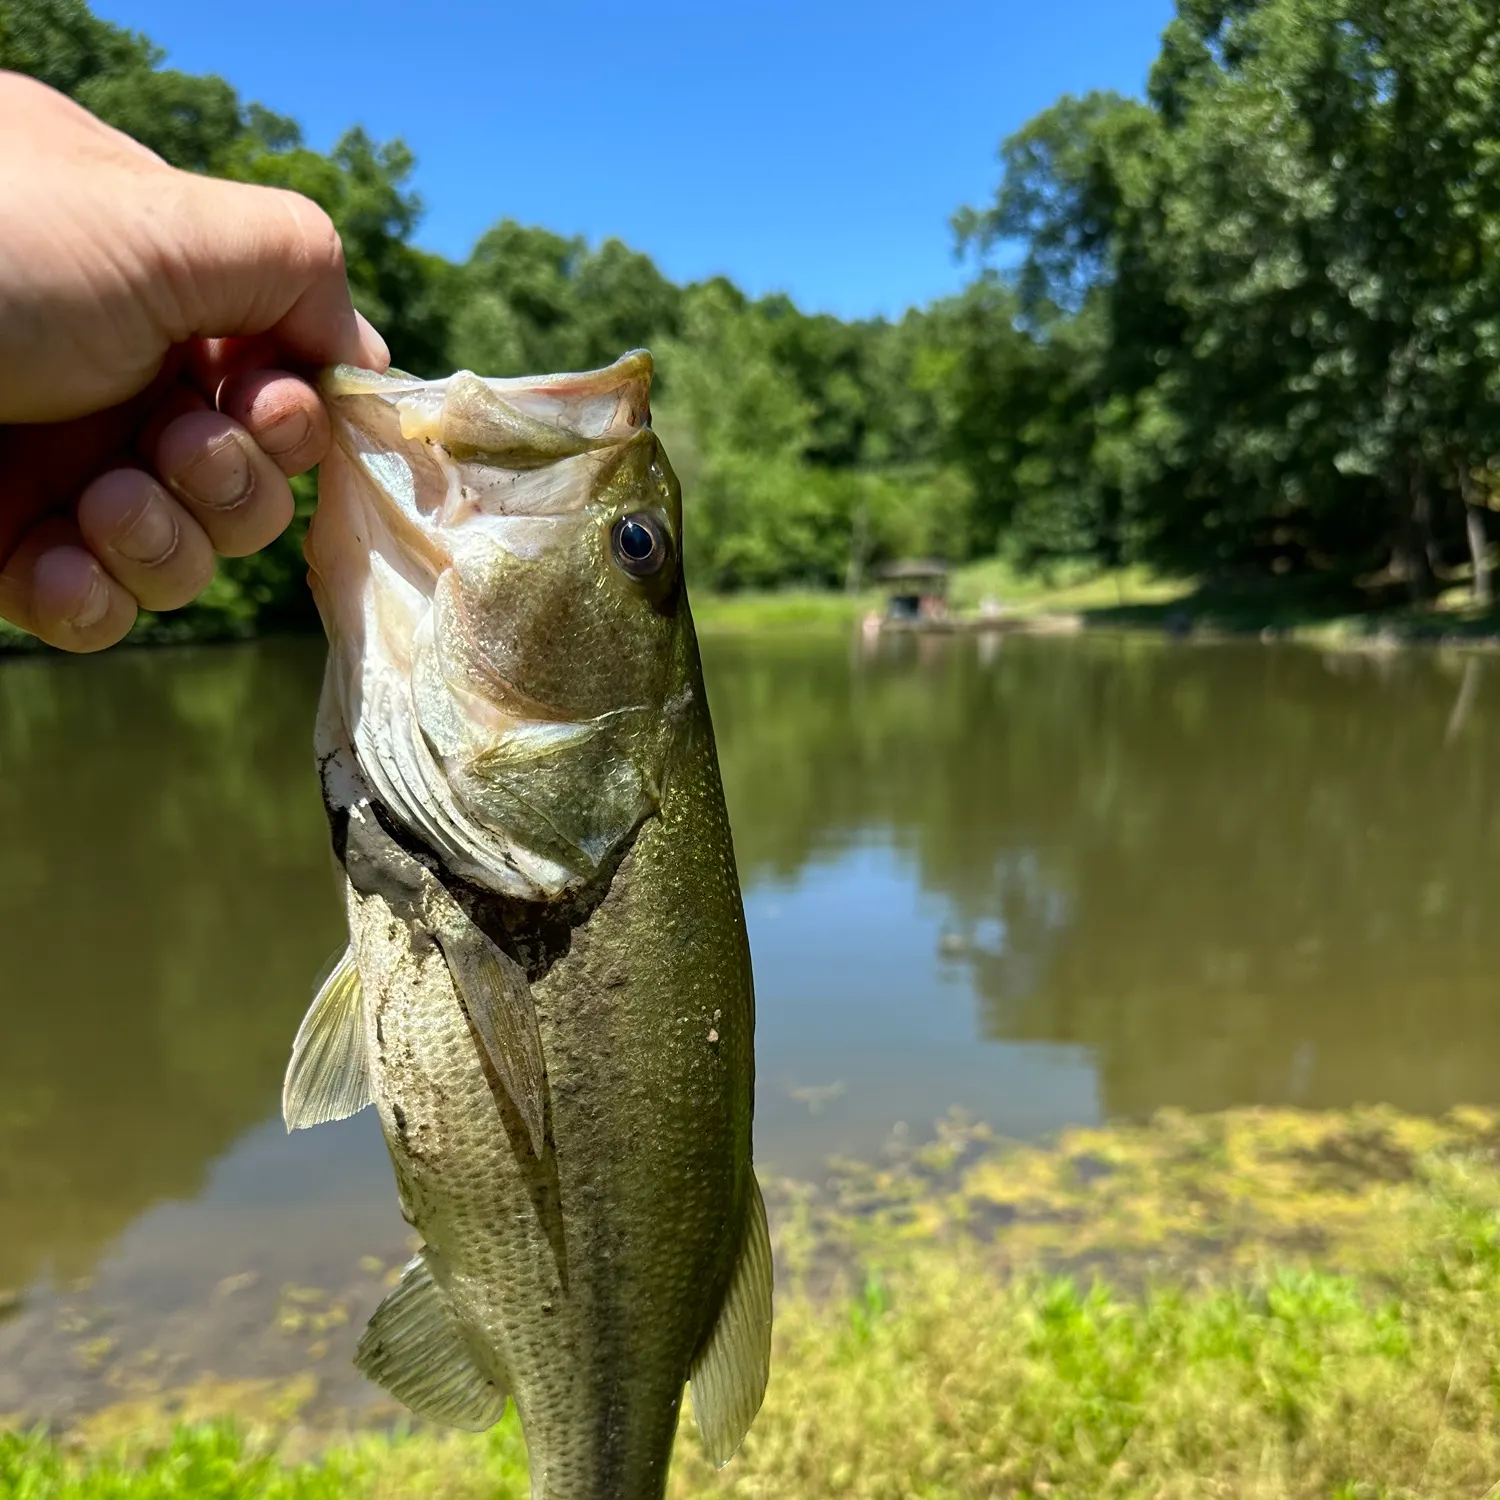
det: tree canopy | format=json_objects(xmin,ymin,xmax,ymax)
[
  {"xmin": 952, "ymin": 0, "xmax": 1500, "ymax": 602},
  {"xmin": 6, "ymin": 0, "xmax": 1499, "ymax": 632}
]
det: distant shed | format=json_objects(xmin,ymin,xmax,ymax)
[{"xmin": 878, "ymin": 559, "xmax": 950, "ymax": 621}]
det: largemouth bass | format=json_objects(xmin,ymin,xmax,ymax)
[{"xmin": 282, "ymin": 352, "xmax": 770, "ymax": 1500}]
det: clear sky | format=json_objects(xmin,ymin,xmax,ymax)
[{"xmin": 93, "ymin": 0, "xmax": 1175, "ymax": 321}]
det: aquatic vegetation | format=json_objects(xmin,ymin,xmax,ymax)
[
  {"xmin": 799, "ymin": 1105, "xmax": 1500, "ymax": 1283},
  {"xmin": 10, "ymin": 1108, "xmax": 1500, "ymax": 1497}
]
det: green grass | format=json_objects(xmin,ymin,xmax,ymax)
[
  {"xmin": 689, "ymin": 588, "xmax": 876, "ymax": 633},
  {"xmin": 4, "ymin": 1233, "xmax": 1496, "ymax": 1497},
  {"xmin": 948, "ymin": 556, "xmax": 1194, "ymax": 616},
  {"xmin": 684, "ymin": 564, "xmax": 1192, "ymax": 637},
  {"xmin": 950, "ymin": 557, "xmax": 1500, "ymax": 646},
  {"xmin": 14, "ymin": 1108, "xmax": 1500, "ymax": 1498},
  {"xmin": 685, "ymin": 561, "xmax": 1500, "ymax": 647}
]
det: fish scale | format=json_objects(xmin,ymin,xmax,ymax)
[{"xmin": 283, "ymin": 352, "xmax": 770, "ymax": 1500}]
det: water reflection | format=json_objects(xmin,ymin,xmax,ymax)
[
  {"xmin": 0, "ymin": 643, "xmax": 343, "ymax": 1298},
  {"xmin": 3, "ymin": 630, "xmax": 1500, "ymax": 1314},
  {"xmin": 706, "ymin": 632, "xmax": 1500, "ymax": 1122}
]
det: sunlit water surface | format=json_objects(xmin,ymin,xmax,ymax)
[{"xmin": 3, "ymin": 629, "xmax": 1498, "ymax": 1415}]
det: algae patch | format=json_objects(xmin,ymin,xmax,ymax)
[{"xmin": 11, "ymin": 1106, "xmax": 1500, "ymax": 1498}]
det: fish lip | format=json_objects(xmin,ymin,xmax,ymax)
[
  {"xmin": 320, "ymin": 363, "xmax": 430, "ymax": 399},
  {"xmin": 319, "ymin": 352, "xmax": 654, "ymax": 489},
  {"xmin": 321, "ymin": 350, "xmax": 654, "ymax": 417}
]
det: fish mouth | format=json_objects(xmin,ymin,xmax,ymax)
[
  {"xmin": 308, "ymin": 352, "xmax": 661, "ymax": 902},
  {"xmin": 316, "ymin": 350, "xmax": 655, "ymax": 537},
  {"xmin": 320, "ymin": 349, "xmax": 653, "ymax": 459}
]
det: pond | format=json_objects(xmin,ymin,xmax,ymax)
[{"xmin": 3, "ymin": 627, "xmax": 1499, "ymax": 1420}]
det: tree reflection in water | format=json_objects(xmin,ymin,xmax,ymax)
[
  {"xmin": 4, "ymin": 630, "xmax": 1499, "ymax": 1298},
  {"xmin": 706, "ymin": 631, "xmax": 1500, "ymax": 1118},
  {"xmin": 0, "ymin": 642, "xmax": 342, "ymax": 1297}
]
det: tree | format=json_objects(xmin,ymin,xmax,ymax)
[
  {"xmin": 951, "ymin": 0, "xmax": 1500, "ymax": 602},
  {"xmin": 0, "ymin": 0, "xmax": 153, "ymax": 95},
  {"xmin": 0, "ymin": 0, "xmax": 1006, "ymax": 633}
]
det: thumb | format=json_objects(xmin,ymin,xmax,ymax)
[{"xmin": 145, "ymin": 172, "xmax": 390, "ymax": 371}]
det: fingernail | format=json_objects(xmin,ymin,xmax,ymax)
[
  {"xmin": 355, "ymin": 311, "xmax": 391, "ymax": 371},
  {"xmin": 70, "ymin": 567, "xmax": 110, "ymax": 630},
  {"xmin": 257, "ymin": 406, "xmax": 312, "ymax": 459},
  {"xmin": 174, "ymin": 433, "xmax": 252, "ymax": 510},
  {"xmin": 114, "ymin": 494, "xmax": 179, "ymax": 565}
]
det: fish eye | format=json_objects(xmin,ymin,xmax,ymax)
[{"xmin": 611, "ymin": 513, "xmax": 669, "ymax": 577}]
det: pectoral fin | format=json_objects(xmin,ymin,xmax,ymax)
[
  {"xmin": 431, "ymin": 894, "xmax": 548, "ymax": 1158},
  {"xmin": 282, "ymin": 947, "xmax": 372, "ymax": 1131},
  {"xmin": 356, "ymin": 1248, "xmax": 507, "ymax": 1431},
  {"xmin": 335, "ymin": 796, "xmax": 548, "ymax": 1155},
  {"xmin": 690, "ymin": 1173, "xmax": 774, "ymax": 1466}
]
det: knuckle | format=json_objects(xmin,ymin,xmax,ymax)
[{"xmin": 273, "ymin": 190, "xmax": 347, "ymax": 280}]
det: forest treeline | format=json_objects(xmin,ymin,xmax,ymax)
[{"xmin": 5, "ymin": 0, "xmax": 1500, "ymax": 634}]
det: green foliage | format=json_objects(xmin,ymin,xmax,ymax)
[
  {"xmin": 79, "ymin": 69, "xmax": 250, "ymax": 172},
  {"xmin": 951, "ymin": 0, "xmax": 1500, "ymax": 597},
  {"xmin": 0, "ymin": 0, "xmax": 154, "ymax": 96},
  {"xmin": 658, "ymin": 283, "xmax": 965, "ymax": 589},
  {"xmin": 24, "ymin": 0, "xmax": 1500, "ymax": 629},
  {"xmin": 452, "ymin": 222, "xmax": 683, "ymax": 377}
]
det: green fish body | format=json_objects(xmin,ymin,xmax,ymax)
[{"xmin": 284, "ymin": 354, "xmax": 770, "ymax": 1500}]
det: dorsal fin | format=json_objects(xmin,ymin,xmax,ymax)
[
  {"xmin": 356, "ymin": 1248, "xmax": 507, "ymax": 1430},
  {"xmin": 282, "ymin": 947, "xmax": 372, "ymax": 1131},
  {"xmin": 690, "ymin": 1173, "xmax": 774, "ymax": 1465}
]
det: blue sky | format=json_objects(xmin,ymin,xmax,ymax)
[{"xmin": 95, "ymin": 0, "xmax": 1175, "ymax": 320}]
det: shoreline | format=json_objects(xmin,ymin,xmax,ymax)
[
  {"xmin": 10, "ymin": 565, "xmax": 1500, "ymax": 655},
  {"xmin": 9, "ymin": 1103, "xmax": 1500, "ymax": 1495}
]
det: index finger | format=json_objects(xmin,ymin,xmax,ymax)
[{"xmin": 145, "ymin": 174, "xmax": 390, "ymax": 370}]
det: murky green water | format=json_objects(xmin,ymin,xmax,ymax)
[{"xmin": 3, "ymin": 629, "xmax": 1499, "ymax": 1417}]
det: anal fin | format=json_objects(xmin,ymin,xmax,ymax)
[
  {"xmin": 690, "ymin": 1172, "xmax": 774, "ymax": 1466},
  {"xmin": 355, "ymin": 1248, "xmax": 507, "ymax": 1431},
  {"xmin": 283, "ymin": 946, "xmax": 372, "ymax": 1131}
]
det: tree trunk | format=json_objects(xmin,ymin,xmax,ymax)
[
  {"xmin": 844, "ymin": 504, "xmax": 869, "ymax": 594},
  {"xmin": 1457, "ymin": 461, "xmax": 1492, "ymax": 607},
  {"xmin": 1392, "ymin": 462, "xmax": 1438, "ymax": 603}
]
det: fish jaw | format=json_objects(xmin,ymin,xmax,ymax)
[
  {"xmin": 306, "ymin": 353, "xmax": 681, "ymax": 901},
  {"xmin": 319, "ymin": 351, "xmax": 653, "ymax": 447}
]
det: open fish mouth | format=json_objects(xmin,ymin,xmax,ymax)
[
  {"xmin": 307, "ymin": 352, "xmax": 679, "ymax": 904},
  {"xmin": 316, "ymin": 349, "xmax": 653, "ymax": 535},
  {"xmin": 321, "ymin": 350, "xmax": 652, "ymax": 474}
]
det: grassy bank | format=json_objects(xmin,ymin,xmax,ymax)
[
  {"xmin": 11, "ymin": 1107, "xmax": 1500, "ymax": 1497},
  {"xmin": 689, "ymin": 560, "xmax": 1500, "ymax": 645},
  {"xmin": 7, "ymin": 557, "xmax": 1500, "ymax": 652},
  {"xmin": 689, "ymin": 588, "xmax": 875, "ymax": 633},
  {"xmin": 952, "ymin": 558, "xmax": 1500, "ymax": 647}
]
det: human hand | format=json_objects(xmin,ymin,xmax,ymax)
[{"xmin": 0, "ymin": 71, "xmax": 390, "ymax": 651}]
